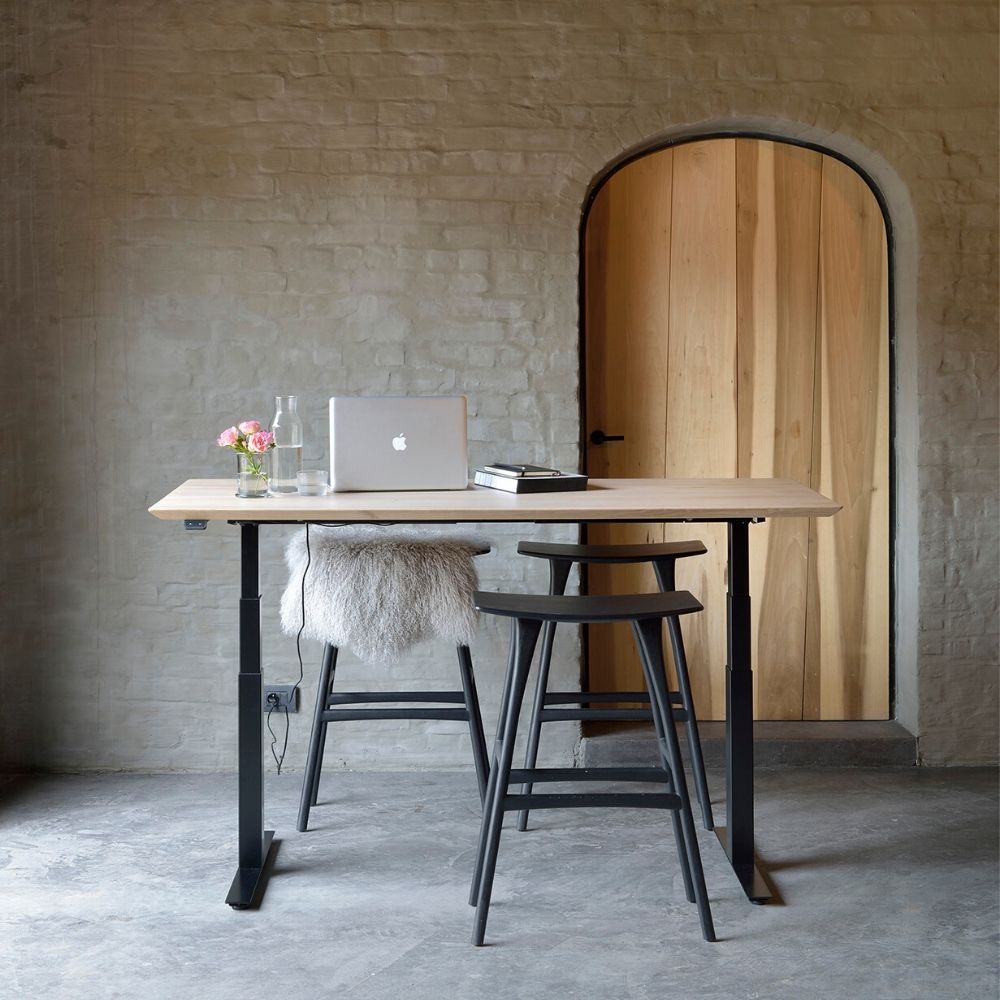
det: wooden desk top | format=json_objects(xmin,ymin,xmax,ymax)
[{"xmin": 149, "ymin": 478, "xmax": 840, "ymax": 523}]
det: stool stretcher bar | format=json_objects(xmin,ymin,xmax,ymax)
[{"xmin": 503, "ymin": 793, "xmax": 681, "ymax": 811}]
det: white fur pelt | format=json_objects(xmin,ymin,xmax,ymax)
[{"xmin": 280, "ymin": 525, "xmax": 489, "ymax": 663}]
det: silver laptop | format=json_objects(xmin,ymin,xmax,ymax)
[{"xmin": 329, "ymin": 396, "xmax": 469, "ymax": 492}]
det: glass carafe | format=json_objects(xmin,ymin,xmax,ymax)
[{"xmin": 269, "ymin": 395, "xmax": 303, "ymax": 494}]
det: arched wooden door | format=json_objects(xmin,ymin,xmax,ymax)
[{"xmin": 583, "ymin": 138, "xmax": 889, "ymax": 721}]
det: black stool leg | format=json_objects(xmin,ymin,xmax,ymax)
[
  {"xmin": 309, "ymin": 646, "xmax": 338, "ymax": 808},
  {"xmin": 639, "ymin": 658, "xmax": 695, "ymax": 905},
  {"xmin": 664, "ymin": 764, "xmax": 696, "ymax": 905},
  {"xmin": 667, "ymin": 617, "xmax": 714, "ymax": 830},
  {"xmin": 473, "ymin": 617, "xmax": 542, "ymax": 945},
  {"xmin": 654, "ymin": 558, "xmax": 715, "ymax": 831},
  {"xmin": 515, "ymin": 620, "xmax": 554, "ymax": 831},
  {"xmin": 310, "ymin": 724, "xmax": 327, "ymax": 807},
  {"xmin": 633, "ymin": 617, "xmax": 716, "ymax": 943},
  {"xmin": 517, "ymin": 557, "xmax": 572, "ymax": 832},
  {"xmin": 469, "ymin": 619, "xmax": 518, "ymax": 906},
  {"xmin": 457, "ymin": 645, "xmax": 489, "ymax": 804},
  {"xmin": 298, "ymin": 644, "xmax": 338, "ymax": 832}
]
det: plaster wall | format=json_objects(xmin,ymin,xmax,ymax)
[{"xmin": 1, "ymin": 0, "xmax": 996, "ymax": 770}]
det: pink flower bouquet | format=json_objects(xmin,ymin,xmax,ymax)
[{"xmin": 217, "ymin": 420, "xmax": 275, "ymax": 495}]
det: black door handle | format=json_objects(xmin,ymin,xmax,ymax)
[{"xmin": 590, "ymin": 430, "xmax": 625, "ymax": 445}]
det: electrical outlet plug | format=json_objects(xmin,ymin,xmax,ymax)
[{"xmin": 263, "ymin": 685, "xmax": 299, "ymax": 713}]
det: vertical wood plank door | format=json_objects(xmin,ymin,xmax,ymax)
[
  {"xmin": 661, "ymin": 140, "xmax": 737, "ymax": 720},
  {"xmin": 735, "ymin": 139, "xmax": 823, "ymax": 719},
  {"xmin": 583, "ymin": 138, "xmax": 889, "ymax": 721},
  {"xmin": 805, "ymin": 156, "xmax": 891, "ymax": 719},
  {"xmin": 584, "ymin": 152, "xmax": 672, "ymax": 700}
]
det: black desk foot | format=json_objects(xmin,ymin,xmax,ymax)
[
  {"xmin": 713, "ymin": 827, "xmax": 774, "ymax": 904},
  {"xmin": 226, "ymin": 831, "xmax": 277, "ymax": 909}
]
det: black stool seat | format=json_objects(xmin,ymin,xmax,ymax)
[
  {"xmin": 516, "ymin": 539, "xmax": 707, "ymax": 564},
  {"xmin": 473, "ymin": 589, "xmax": 702, "ymax": 623}
]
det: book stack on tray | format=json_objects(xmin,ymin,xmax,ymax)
[{"xmin": 473, "ymin": 463, "xmax": 588, "ymax": 493}]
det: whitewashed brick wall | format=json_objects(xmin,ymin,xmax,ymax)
[{"xmin": 0, "ymin": 0, "xmax": 996, "ymax": 770}]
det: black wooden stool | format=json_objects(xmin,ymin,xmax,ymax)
[
  {"xmin": 296, "ymin": 644, "xmax": 489, "ymax": 832},
  {"xmin": 469, "ymin": 590, "xmax": 716, "ymax": 945},
  {"xmin": 515, "ymin": 540, "xmax": 714, "ymax": 831},
  {"xmin": 296, "ymin": 542, "xmax": 492, "ymax": 834}
]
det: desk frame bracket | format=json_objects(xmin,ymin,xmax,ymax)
[
  {"xmin": 227, "ymin": 522, "xmax": 277, "ymax": 908},
  {"xmin": 715, "ymin": 518, "xmax": 773, "ymax": 904}
]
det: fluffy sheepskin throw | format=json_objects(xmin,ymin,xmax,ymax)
[{"xmin": 280, "ymin": 525, "xmax": 488, "ymax": 663}]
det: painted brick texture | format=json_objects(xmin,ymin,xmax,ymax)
[{"xmin": 0, "ymin": 0, "xmax": 996, "ymax": 770}]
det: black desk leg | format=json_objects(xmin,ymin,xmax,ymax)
[
  {"xmin": 715, "ymin": 519, "xmax": 772, "ymax": 904},
  {"xmin": 226, "ymin": 522, "xmax": 276, "ymax": 908}
]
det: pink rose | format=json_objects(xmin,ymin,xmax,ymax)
[
  {"xmin": 217, "ymin": 426, "xmax": 239, "ymax": 447},
  {"xmin": 246, "ymin": 430, "xmax": 274, "ymax": 453},
  {"xmin": 238, "ymin": 420, "xmax": 262, "ymax": 435}
]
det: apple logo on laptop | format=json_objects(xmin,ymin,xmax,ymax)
[{"xmin": 392, "ymin": 433, "xmax": 407, "ymax": 452}]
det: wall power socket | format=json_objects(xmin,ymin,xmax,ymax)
[{"xmin": 263, "ymin": 684, "xmax": 299, "ymax": 714}]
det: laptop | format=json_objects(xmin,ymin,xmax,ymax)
[{"xmin": 329, "ymin": 396, "xmax": 469, "ymax": 492}]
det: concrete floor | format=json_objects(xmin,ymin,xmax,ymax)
[{"xmin": 0, "ymin": 768, "xmax": 996, "ymax": 1000}]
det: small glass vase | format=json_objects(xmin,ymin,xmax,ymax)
[{"xmin": 236, "ymin": 452, "xmax": 269, "ymax": 498}]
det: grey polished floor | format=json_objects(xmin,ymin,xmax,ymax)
[{"xmin": 0, "ymin": 768, "xmax": 996, "ymax": 1000}]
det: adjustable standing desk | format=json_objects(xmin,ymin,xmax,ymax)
[{"xmin": 149, "ymin": 477, "xmax": 839, "ymax": 909}]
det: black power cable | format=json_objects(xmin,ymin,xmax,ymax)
[
  {"xmin": 268, "ymin": 523, "xmax": 312, "ymax": 774},
  {"xmin": 266, "ymin": 693, "xmax": 288, "ymax": 775},
  {"xmin": 269, "ymin": 522, "xmax": 351, "ymax": 775}
]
